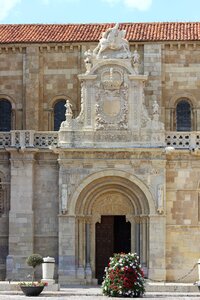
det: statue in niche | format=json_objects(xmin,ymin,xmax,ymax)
[
  {"xmin": 132, "ymin": 50, "xmax": 140, "ymax": 74},
  {"xmin": 93, "ymin": 23, "xmax": 131, "ymax": 59},
  {"xmin": 84, "ymin": 49, "xmax": 93, "ymax": 73},
  {"xmin": 157, "ymin": 184, "xmax": 164, "ymax": 214},
  {"xmin": 146, "ymin": 100, "xmax": 164, "ymax": 130},
  {"xmin": 152, "ymin": 100, "xmax": 159, "ymax": 114}
]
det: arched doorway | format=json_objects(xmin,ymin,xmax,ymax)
[{"xmin": 74, "ymin": 175, "xmax": 150, "ymax": 283}]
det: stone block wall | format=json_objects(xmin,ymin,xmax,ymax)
[
  {"xmin": 34, "ymin": 152, "xmax": 59, "ymax": 279},
  {"xmin": 0, "ymin": 152, "xmax": 10, "ymax": 280},
  {"xmin": 144, "ymin": 44, "xmax": 162, "ymax": 119},
  {"xmin": 163, "ymin": 44, "xmax": 200, "ymax": 130},
  {"xmin": 0, "ymin": 50, "xmax": 23, "ymax": 129},
  {"xmin": 0, "ymin": 217, "xmax": 8, "ymax": 280},
  {"xmin": 166, "ymin": 152, "xmax": 200, "ymax": 281}
]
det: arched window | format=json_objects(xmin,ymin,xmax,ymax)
[
  {"xmin": 0, "ymin": 99, "xmax": 12, "ymax": 131},
  {"xmin": 176, "ymin": 100, "xmax": 192, "ymax": 131},
  {"xmin": 54, "ymin": 100, "xmax": 66, "ymax": 131}
]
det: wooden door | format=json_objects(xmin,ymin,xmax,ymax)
[
  {"xmin": 114, "ymin": 215, "xmax": 131, "ymax": 253},
  {"xmin": 95, "ymin": 216, "xmax": 114, "ymax": 284},
  {"xmin": 95, "ymin": 215, "xmax": 131, "ymax": 284}
]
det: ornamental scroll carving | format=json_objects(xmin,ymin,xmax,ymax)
[{"xmin": 95, "ymin": 66, "xmax": 128, "ymax": 130}]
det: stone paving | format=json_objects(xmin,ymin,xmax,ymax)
[
  {"xmin": 0, "ymin": 294, "xmax": 199, "ymax": 299},
  {"xmin": 0, "ymin": 288, "xmax": 200, "ymax": 300}
]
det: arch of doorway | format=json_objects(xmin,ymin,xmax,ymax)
[
  {"xmin": 68, "ymin": 170, "xmax": 157, "ymax": 283},
  {"xmin": 69, "ymin": 169, "xmax": 156, "ymax": 216}
]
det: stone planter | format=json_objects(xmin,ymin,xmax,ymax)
[{"xmin": 20, "ymin": 285, "xmax": 44, "ymax": 296}]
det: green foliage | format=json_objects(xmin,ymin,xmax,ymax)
[
  {"xmin": 26, "ymin": 254, "xmax": 43, "ymax": 269},
  {"xmin": 102, "ymin": 253, "xmax": 145, "ymax": 298}
]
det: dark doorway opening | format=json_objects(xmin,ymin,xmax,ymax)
[{"xmin": 95, "ymin": 215, "xmax": 131, "ymax": 284}]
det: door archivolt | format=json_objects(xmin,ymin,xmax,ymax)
[
  {"xmin": 75, "ymin": 175, "xmax": 151, "ymax": 282},
  {"xmin": 91, "ymin": 192, "xmax": 134, "ymax": 222}
]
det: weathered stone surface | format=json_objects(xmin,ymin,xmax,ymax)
[{"xmin": 0, "ymin": 25, "xmax": 200, "ymax": 284}]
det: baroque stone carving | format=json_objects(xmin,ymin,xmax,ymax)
[
  {"xmin": 95, "ymin": 66, "xmax": 128, "ymax": 130},
  {"xmin": 93, "ymin": 23, "xmax": 131, "ymax": 59}
]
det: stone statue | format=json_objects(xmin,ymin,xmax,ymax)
[
  {"xmin": 152, "ymin": 100, "xmax": 159, "ymax": 114},
  {"xmin": 93, "ymin": 23, "xmax": 131, "ymax": 59},
  {"xmin": 84, "ymin": 49, "xmax": 93, "ymax": 73},
  {"xmin": 132, "ymin": 50, "xmax": 140, "ymax": 74},
  {"xmin": 59, "ymin": 100, "xmax": 73, "ymax": 129},
  {"xmin": 132, "ymin": 50, "xmax": 140, "ymax": 64},
  {"xmin": 65, "ymin": 100, "xmax": 73, "ymax": 116}
]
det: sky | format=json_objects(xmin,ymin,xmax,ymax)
[{"xmin": 0, "ymin": 0, "xmax": 200, "ymax": 24}]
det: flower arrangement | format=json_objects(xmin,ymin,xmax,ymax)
[
  {"xmin": 19, "ymin": 281, "xmax": 48, "ymax": 287},
  {"xmin": 102, "ymin": 253, "xmax": 145, "ymax": 298}
]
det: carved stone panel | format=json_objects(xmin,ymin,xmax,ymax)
[{"xmin": 95, "ymin": 66, "xmax": 128, "ymax": 130}]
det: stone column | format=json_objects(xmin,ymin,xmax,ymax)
[
  {"xmin": 85, "ymin": 220, "xmax": 92, "ymax": 282},
  {"xmin": 77, "ymin": 217, "xmax": 85, "ymax": 280},
  {"xmin": 148, "ymin": 215, "xmax": 166, "ymax": 281},
  {"xmin": 6, "ymin": 148, "xmax": 37, "ymax": 280}
]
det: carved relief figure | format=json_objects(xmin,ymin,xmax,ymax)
[
  {"xmin": 152, "ymin": 100, "xmax": 159, "ymax": 114},
  {"xmin": 93, "ymin": 23, "xmax": 131, "ymax": 59},
  {"xmin": 157, "ymin": 184, "xmax": 164, "ymax": 214}
]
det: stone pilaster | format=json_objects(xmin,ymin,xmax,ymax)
[
  {"xmin": 58, "ymin": 215, "xmax": 76, "ymax": 284},
  {"xmin": 148, "ymin": 215, "xmax": 166, "ymax": 281},
  {"xmin": 24, "ymin": 46, "xmax": 40, "ymax": 130},
  {"xmin": 144, "ymin": 44, "xmax": 162, "ymax": 116},
  {"xmin": 6, "ymin": 148, "xmax": 37, "ymax": 280}
]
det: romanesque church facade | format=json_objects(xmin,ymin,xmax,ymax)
[{"xmin": 0, "ymin": 22, "xmax": 199, "ymax": 284}]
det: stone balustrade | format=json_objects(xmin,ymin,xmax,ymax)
[
  {"xmin": 0, "ymin": 131, "xmax": 58, "ymax": 149},
  {"xmin": 0, "ymin": 130, "xmax": 200, "ymax": 149},
  {"xmin": 165, "ymin": 131, "xmax": 200, "ymax": 149}
]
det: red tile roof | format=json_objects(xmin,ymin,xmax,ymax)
[{"xmin": 0, "ymin": 22, "xmax": 200, "ymax": 44}]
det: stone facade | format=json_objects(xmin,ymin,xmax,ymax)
[{"xmin": 0, "ymin": 24, "xmax": 200, "ymax": 284}]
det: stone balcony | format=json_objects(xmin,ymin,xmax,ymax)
[{"xmin": 0, "ymin": 130, "xmax": 200, "ymax": 150}]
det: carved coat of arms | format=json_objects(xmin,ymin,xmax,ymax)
[{"xmin": 95, "ymin": 67, "xmax": 128, "ymax": 130}]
